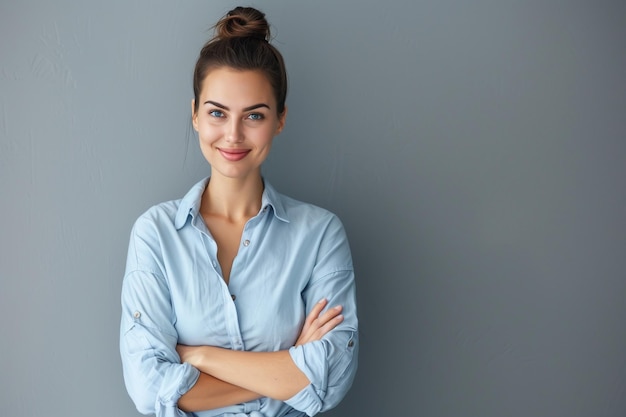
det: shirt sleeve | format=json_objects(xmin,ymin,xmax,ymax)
[
  {"xmin": 120, "ymin": 222, "xmax": 200, "ymax": 416},
  {"xmin": 285, "ymin": 215, "xmax": 359, "ymax": 416}
]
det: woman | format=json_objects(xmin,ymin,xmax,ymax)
[{"xmin": 120, "ymin": 6, "xmax": 358, "ymax": 417}]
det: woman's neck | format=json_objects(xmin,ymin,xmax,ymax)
[{"xmin": 201, "ymin": 173, "xmax": 264, "ymax": 222}]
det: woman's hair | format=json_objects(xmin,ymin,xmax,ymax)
[{"xmin": 193, "ymin": 7, "xmax": 287, "ymax": 114}]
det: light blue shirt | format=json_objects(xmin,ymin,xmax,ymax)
[{"xmin": 120, "ymin": 178, "xmax": 358, "ymax": 417}]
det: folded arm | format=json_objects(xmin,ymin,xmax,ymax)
[
  {"xmin": 177, "ymin": 298, "xmax": 344, "ymax": 404},
  {"xmin": 176, "ymin": 372, "xmax": 260, "ymax": 412}
]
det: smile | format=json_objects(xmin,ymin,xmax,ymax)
[{"xmin": 218, "ymin": 148, "xmax": 251, "ymax": 162}]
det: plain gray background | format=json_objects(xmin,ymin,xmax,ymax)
[{"xmin": 1, "ymin": 1, "xmax": 625, "ymax": 416}]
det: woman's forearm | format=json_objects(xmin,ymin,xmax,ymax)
[
  {"xmin": 177, "ymin": 371, "xmax": 261, "ymax": 412},
  {"xmin": 177, "ymin": 300, "xmax": 343, "ymax": 403},
  {"xmin": 180, "ymin": 346, "xmax": 310, "ymax": 401}
]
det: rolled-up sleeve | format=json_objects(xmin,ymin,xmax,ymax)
[
  {"xmin": 120, "ymin": 223, "xmax": 200, "ymax": 416},
  {"xmin": 285, "ymin": 216, "xmax": 359, "ymax": 416}
]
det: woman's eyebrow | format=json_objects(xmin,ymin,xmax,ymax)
[{"xmin": 204, "ymin": 100, "xmax": 271, "ymax": 112}]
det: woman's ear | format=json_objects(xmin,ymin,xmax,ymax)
[
  {"xmin": 191, "ymin": 99, "xmax": 199, "ymax": 131},
  {"xmin": 276, "ymin": 106, "xmax": 288, "ymax": 134}
]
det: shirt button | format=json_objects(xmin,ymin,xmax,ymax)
[
  {"xmin": 212, "ymin": 260, "xmax": 217, "ymax": 268},
  {"xmin": 348, "ymin": 340, "xmax": 354, "ymax": 347},
  {"xmin": 243, "ymin": 239, "xmax": 250, "ymax": 247},
  {"xmin": 133, "ymin": 311, "xmax": 141, "ymax": 319},
  {"xmin": 231, "ymin": 294, "xmax": 236, "ymax": 301}
]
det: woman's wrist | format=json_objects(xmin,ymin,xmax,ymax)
[{"xmin": 197, "ymin": 346, "xmax": 215, "ymax": 372}]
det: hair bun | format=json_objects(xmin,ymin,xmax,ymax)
[{"xmin": 214, "ymin": 6, "xmax": 270, "ymax": 41}]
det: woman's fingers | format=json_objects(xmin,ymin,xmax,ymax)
[
  {"xmin": 297, "ymin": 298, "xmax": 327, "ymax": 342},
  {"xmin": 295, "ymin": 299, "xmax": 344, "ymax": 346},
  {"xmin": 304, "ymin": 298, "xmax": 328, "ymax": 328},
  {"xmin": 317, "ymin": 306, "xmax": 344, "ymax": 332}
]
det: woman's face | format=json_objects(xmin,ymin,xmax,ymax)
[{"xmin": 192, "ymin": 67, "xmax": 286, "ymax": 182}]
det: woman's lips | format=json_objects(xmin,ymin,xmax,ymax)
[{"xmin": 219, "ymin": 148, "xmax": 250, "ymax": 161}]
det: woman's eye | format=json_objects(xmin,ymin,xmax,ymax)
[
  {"xmin": 209, "ymin": 110, "xmax": 225, "ymax": 118},
  {"xmin": 247, "ymin": 113, "xmax": 264, "ymax": 121}
]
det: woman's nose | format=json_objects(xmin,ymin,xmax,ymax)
[{"xmin": 226, "ymin": 119, "xmax": 244, "ymax": 143}]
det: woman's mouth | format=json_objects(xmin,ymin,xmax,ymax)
[{"xmin": 219, "ymin": 148, "xmax": 250, "ymax": 162}]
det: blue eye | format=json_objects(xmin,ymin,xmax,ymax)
[
  {"xmin": 247, "ymin": 113, "xmax": 264, "ymax": 121},
  {"xmin": 209, "ymin": 110, "xmax": 225, "ymax": 118}
]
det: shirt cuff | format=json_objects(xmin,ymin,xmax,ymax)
[
  {"xmin": 156, "ymin": 362, "xmax": 200, "ymax": 412},
  {"xmin": 285, "ymin": 343, "xmax": 325, "ymax": 416},
  {"xmin": 284, "ymin": 382, "xmax": 322, "ymax": 417}
]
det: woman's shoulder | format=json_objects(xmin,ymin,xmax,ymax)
[
  {"xmin": 132, "ymin": 177, "xmax": 208, "ymax": 233},
  {"xmin": 137, "ymin": 199, "xmax": 180, "ymax": 222},
  {"xmin": 131, "ymin": 199, "xmax": 182, "ymax": 235},
  {"xmin": 280, "ymin": 193, "xmax": 332, "ymax": 216},
  {"xmin": 270, "ymin": 187, "xmax": 343, "ymax": 229}
]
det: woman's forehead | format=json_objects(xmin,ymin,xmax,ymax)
[{"xmin": 200, "ymin": 68, "xmax": 275, "ymax": 104}]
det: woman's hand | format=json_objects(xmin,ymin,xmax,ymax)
[
  {"xmin": 295, "ymin": 298, "xmax": 343, "ymax": 346},
  {"xmin": 177, "ymin": 344, "xmax": 209, "ymax": 368}
]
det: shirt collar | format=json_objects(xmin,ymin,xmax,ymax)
[
  {"xmin": 261, "ymin": 180, "xmax": 289, "ymax": 223},
  {"xmin": 174, "ymin": 177, "xmax": 289, "ymax": 230},
  {"xmin": 174, "ymin": 177, "xmax": 209, "ymax": 229}
]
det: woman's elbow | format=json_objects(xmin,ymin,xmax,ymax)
[{"xmin": 125, "ymin": 381, "xmax": 157, "ymax": 415}]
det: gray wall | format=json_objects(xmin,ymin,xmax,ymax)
[{"xmin": 1, "ymin": 1, "xmax": 625, "ymax": 416}]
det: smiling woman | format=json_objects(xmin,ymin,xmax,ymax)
[
  {"xmin": 119, "ymin": 6, "xmax": 358, "ymax": 417},
  {"xmin": 192, "ymin": 68, "xmax": 285, "ymax": 184}
]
